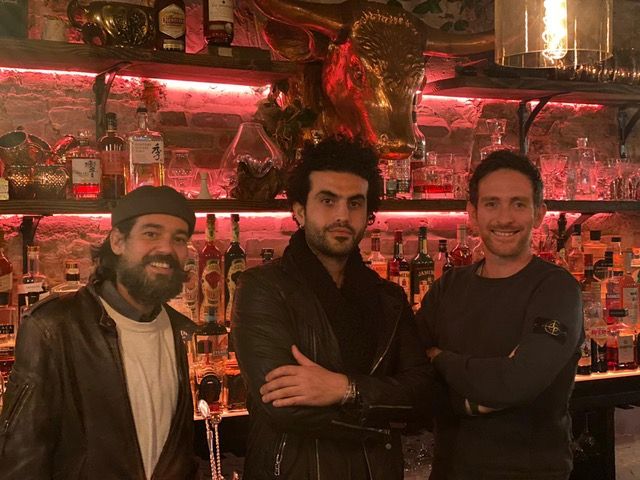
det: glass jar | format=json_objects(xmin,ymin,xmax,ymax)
[
  {"xmin": 33, "ymin": 164, "xmax": 69, "ymax": 200},
  {"xmin": 5, "ymin": 165, "xmax": 34, "ymax": 200},
  {"xmin": 216, "ymin": 122, "xmax": 284, "ymax": 200}
]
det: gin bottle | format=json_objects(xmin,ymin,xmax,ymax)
[{"xmin": 127, "ymin": 106, "xmax": 165, "ymax": 191}]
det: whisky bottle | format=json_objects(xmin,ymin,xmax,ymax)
[
  {"xmin": 51, "ymin": 260, "xmax": 84, "ymax": 294},
  {"xmin": 66, "ymin": 130, "xmax": 101, "ymax": 199},
  {"xmin": 224, "ymin": 214, "xmax": 246, "ymax": 326},
  {"xmin": 203, "ymin": 0, "xmax": 234, "ymax": 46},
  {"xmin": 450, "ymin": 224, "xmax": 472, "ymax": 267},
  {"xmin": 156, "ymin": 0, "xmax": 186, "ymax": 51},
  {"xmin": 388, "ymin": 230, "xmax": 411, "ymax": 301},
  {"xmin": 411, "ymin": 226, "xmax": 434, "ymax": 307},
  {"xmin": 127, "ymin": 106, "xmax": 165, "ymax": 191},
  {"xmin": 199, "ymin": 214, "xmax": 223, "ymax": 323},
  {"xmin": 367, "ymin": 229, "xmax": 387, "ymax": 279},
  {"xmin": 98, "ymin": 112, "xmax": 126, "ymax": 200}
]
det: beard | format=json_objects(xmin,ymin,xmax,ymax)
[
  {"xmin": 116, "ymin": 254, "xmax": 186, "ymax": 306},
  {"xmin": 305, "ymin": 221, "xmax": 365, "ymax": 259}
]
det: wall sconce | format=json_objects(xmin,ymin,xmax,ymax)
[{"xmin": 495, "ymin": 0, "xmax": 613, "ymax": 68}]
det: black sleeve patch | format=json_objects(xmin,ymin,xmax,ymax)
[{"xmin": 532, "ymin": 317, "xmax": 568, "ymax": 344}]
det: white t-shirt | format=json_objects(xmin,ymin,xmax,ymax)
[{"xmin": 100, "ymin": 298, "xmax": 178, "ymax": 480}]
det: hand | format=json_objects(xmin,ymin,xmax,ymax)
[
  {"xmin": 260, "ymin": 345, "xmax": 348, "ymax": 408},
  {"xmin": 426, "ymin": 347, "xmax": 443, "ymax": 361}
]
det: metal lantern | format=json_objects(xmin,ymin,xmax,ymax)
[{"xmin": 495, "ymin": 0, "xmax": 613, "ymax": 69}]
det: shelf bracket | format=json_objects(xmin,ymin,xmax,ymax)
[
  {"xmin": 617, "ymin": 106, "xmax": 640, "ymax": 158},
  {"xmin": 517, "ymin": 94, "xmax": 560, "ymax": 155},
  {"xmin": 18, "ymin": 215, "xmax": 42, "ymax": 272},
  {"xmin": 93, "ymin": 61, "xmax": 131, "ymax": 141}
]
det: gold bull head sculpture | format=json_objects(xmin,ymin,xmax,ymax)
[{"xmin": 253, "ymin": 0, "xmax": 493, "ymax": 159}]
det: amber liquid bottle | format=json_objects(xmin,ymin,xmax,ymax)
[
  {"xmin": 203, "ymin": 0, "xmax": 234, "ymax": 46},
  {"xmin": 156, "ymin": 0, "xmax": 186, "ymax": 51},
  {"xmin": 199, "ymin": 214, "xmax": 223, "ymax": 324},
  {"xmin": 98, "ymin": 113, "xmax": 126, "ymax": 199},
  {"xmin": 450, "ymin": 224, "xmax": 472, "ymax": 267},
  {"xmin": 388, "ymin": 230, "xmax": 411, "ymax": 301}
]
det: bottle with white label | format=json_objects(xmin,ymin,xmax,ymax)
[
  {"xmin": 204, "ymin": 0, "xmax": 234, "ymax": 46},
  {"xmin": 17, "ymin": 246, "xmax": 48, "ymax": 317},
  {"xmin": 66, "ymin": 130, "xmax": 101, "ymax": 199},
  {"xmin": 127, "ymin": 106, "xmax": 165, "ymax": 191},
  {"xmin": 156, "ymin": 0, "xmax": 186, "ymax": 51}
]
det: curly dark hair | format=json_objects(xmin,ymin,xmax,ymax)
[
  {"xmin": 469, "ymin": 150, "xmax": 544, "ymax": 209},
  {"xmin": 90, "ymin": 218, "xmax": 136, "ymax": 283},
  {"xmin": 286, "ymin": 136, "xmax": 383, "ymax": 224}
]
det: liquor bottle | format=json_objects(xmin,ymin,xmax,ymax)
[
  {"xmin": 554, "ymin": 238, "xmax": 570, "ymax": 271},
  {"xmin": 589, "ymin": 283, "xmax": 608, "ymax": 373},
  {"xmin": 367, "ymin": 229, "xmax": 387, "ymax": 279},
  {"xmin": 395, "ymin": 157, "xmax": 411, "ymax": 199},
  {"xmin": 606, "ymin": 308, "xmax": 636, "ymax": 371},
  {"xmin": 567, "ymin": 223, "xmax": 584, "ymax": 280},
  {"xmin": 610, "ymin": 236, "xmax": 624, "ymax": 275},
  {"xmin": 193, "ymin": 306, "xmax": 228, "ymax": 410},
  {"xmin": 594, "ymin": 250, "xmax": 613, "ymax": 282},
  {"xmin": 537, "ymin": 223, "xmax": 555, "ymax": 263},
  {"xmin": 442, "ymin": 251, "xmax": 455, "ymax": 275},
  {"xmin": 224, "ymin": 214, "xmax": 246, "ymax": 326},
  {"xmin": 480, "ymin": 118, "xmax": 515, "ymax": 161},
  {"xmin": 411, "ymin": 226, "xmax": 435, "ymax": 307},
  {"xmin": 51, "ymin": 260, "xmax": 84, "ymax": 294},
  {"xmin": 260, "ymin": 248, "xmax": 274, "ymax": 263},
  {"xmin": 0, "ymin": 229, "xmax": 13, "ymax": 307},
  {"xmin": 66, "ymin": 130, "xmax": 101, "ymax": 199},
  {"xmin": 98, "ymin": 112, "xmax": 126, "ymax": 200},
  {"xmin": 410, "ymin": 96, "xmax": 426, "ymax": 200},
  {"xmin": 199, "ymin": 214, "xmax": 223, "ymax": 323},
  {"xmin": 385, "ymin": 159, "xmax": 398, "ymax": 199},
  {"xmin": 203, "ymin": 0, "xmax": 234, "ymax": 46},
  {"xmin": 434, "ymin": 239, "xmax": 449, "ymax": 280},
  {"xmin": 579, "ymin": 254, "xmax": 598, "ymax": 295},
  {"xmin": 17, "ymin": 245, "xmax": 48, "ymax": 316},
  {"xmin": 388, "ymin": 230, "xmax": 411, "ymax": 301},
  {"xmin": 155, "ymin": 0, "xmax": 186, "ymax": 52},
  {"xmin": 450, "ymin": 224, "xmax": 472, "ymax": 267},
  {"xmin": 182, "ymin": 242, "xmax": 199, "ymax": 323},
  {"xmin": 577, "ymin": 294, "xmax": 593, "ymax": 376},
  {"xmin": 127, "ymin": 106, "xmax": 165, "ymax": 191},
  {"xmin": 567, "ymin": 137, "xmax": 597, "ymax": 200},
  {"xmin": 583, "ymin": 230, "xmax": 607, "ymax": 263},
  {"xmin": 620, "ymin": 250, "xmax": 639, "ymax": 327}
]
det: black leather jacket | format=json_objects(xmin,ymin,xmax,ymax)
[
  {"xmin": 232, "ymin": 251, "xmax": 434, "ymax": 480},
  {"xmin": 0, "ymin": 282, "xmax": 199, "ymax": 480}
]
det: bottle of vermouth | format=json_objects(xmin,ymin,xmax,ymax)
[
  {"xmin": 127, "ymin": 106, "xmax": 165, "ymax": 191},
  {"xmin": 199, "ymin": 214, "xmax": 223, "ymax": 324},
  {"xmin": 193, "ymin": 306, "xmax": 228, "ymax": 410},
  {"xmin": 203, "ymin": 0, "xmax": 234, "ymax": 46},
  {"xmin": 367, "ymin": 229, "xmax": 387, "ymax": 279},
  {"xmin": 17, "ymin": 246, "xmax": 48, "ymax": 316},
  {"xmin": 98, "ymin": 112, "xmax": 126, "ymax": 200},
  {"xmin": 155, "ymin": 0, "xmax": 186, "ymax": 52},
  {"xmin": 51, "ymin": 260, "xmax": 84, "ymax": 294},
  {"xmin": 224, "ymin": 214, "xmax": 246, "ymax": 326},
  {"xmin": 388, "ymin": 230, "xmax": 411, "ymax": 301},
  {"xmin": 411, "ymin": 226, "xmax": 434, "ymax": 307}
]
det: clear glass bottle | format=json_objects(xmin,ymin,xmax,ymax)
[
  {"xmin": 411, "ymin": 226, "xmax": 435, "ymax": 307},
  {"xmin": 17, "ymin": 245, "xmax": 48, "ymax": 316},
  {"xmin": 395, "ymin": 157, "xmax": 411, "ymax": 199},
  {"xmin": 480, "ymin": 119, "xmax": 515, "ymax": 161},
  {"xmin": 367, "ymin": 229, "xmax": 387, "ymax": 280},
  {"xmin": 127, "ymin": 106, "xmax": 165, "ymax": 191},
  {"xmin": 199, "ymin": 214, "xmax": 223, "ymax": 324},
  {"xmin": 98, "ymin": 113, "xmax": 126, "ymax": 200},
  {"xmin": 51, "ymin": 260, "xmax": 84, "ymax": 294},
  {"xmin": 224, "ymin": 214, "xmax": 246, "ymax": 326},
  {"xmin": 567, "ymin": 137, "xmax": 597, "ymax": 200},
  {"xmin": 588, "ymin": 282, "xmax": 608, "ymax": 373},
  {"xmin": 388, "ymin": 230, "xmax": 411, "ymax": 301},
  {"xmin": 419, "ymin": 152, "xmax": 453, "ymax": 199},
  {"xmin": 567, "ymin": 223, "xmax": 585, "ymax": 280},
  {"xmin": 450, "ymin": 224, "xmax": 473, "ymax": 267},
  {"xmin": 66, "ymin": 130, "xmax": 101, "ymax": 199}
]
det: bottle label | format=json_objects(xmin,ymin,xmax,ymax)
[
  {"xmin": 183, "ymin": 258, "xmax": 199, "ymax": 306},
  {"xmin": 196, "ymin": 333, "xmax": 228, "ymax": 357},
  {"xmin": 369, "ymin": 262, "xmax": 387, "ymax": 280},
  {"xmin": 618, "ymin": 335, "xmax": 635, "ymax": 364},
  {"xmin": 208, "ymin": 0, "xmax": 234, "ymax": 23},
  {"xmin": 16, "ymin": 282, "xmax": 43, "ymax": 294},
  {"xmin": 72, "ymin": 158, "xmax": 101, "ymax": 184},
  {"xmin": 414, "ymin": 278, "xmax": 432, "ymax": 305},
  {"xmin": 591, "ymin": 325, "xmax": 608, "ymax": 347},
  {"xmin": 159, "ymin": 4, "xmax": 185, "ymax": 39},
  {"xmin": 0, "ymin": 324, "xmax": 14, "ymax": 335},
  {"xmin": 225, "ymin": 258, "xmax": 246, "ymax": 323},
  {"xmin": 202, "ymin": 259, "xmax": 222, "ymax": 308},
  {"xmin": 0, "ymin": 273, "xmax": 12, "ymax": 293},
  {"xmin": 130, "ymin": 139, "xmax": 164, "ymax": 165},
  {"xmin": 398, "ymin": 271, "xmax": 411, "ymax": 301},
  {"xmin": 622, "ymin": 286, "xmax": 638, "ymax": 323},
  {"xmin": 101, "ymin": 150, "xmax": 126, "ymax": 176}
]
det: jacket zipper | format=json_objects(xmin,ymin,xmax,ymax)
[
  {"xmin": 273, "ymin": 432, "xmax": 287, "ymax": 477},
  {"xmin": 315, "ymin": 438, "xmax": 321, "ymax": 480},
  {"xmin": 369, "ymin": 304, "xmax": 401, "ymax": 375},
  {"xmin": 1, "ymin": 383, "xmax": 30, "ymax": 453}
]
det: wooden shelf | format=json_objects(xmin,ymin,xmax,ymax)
[
  {"xmin": 0, "ymin": 199, "xmax": 637, "ymax": 216},
  {"xmin": 0, "ymin": 38, "xmax": 297, "ymax": 86},
  {"xmin": 423, "ymin": 74, "xmax": 640, "ymax": 106}
]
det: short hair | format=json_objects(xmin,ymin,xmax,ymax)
[
  {"xmin": 469, "ymin": 150, "xmax": 544, "ymax": 208},
  {"xmin": 90, "ymin": 217, "xmax": 136, "ymax": 283},
  {"xmin": 286, "ymin": 136, "xmax": 383, "ymax": 224}
]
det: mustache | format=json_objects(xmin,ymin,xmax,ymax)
[{"xmin": 325, "ymin": 222, "xmax": 355, "ymax": 234}]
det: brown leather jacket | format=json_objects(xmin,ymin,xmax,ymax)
[{"xmin": 0, "ymin": 282, "xmax": 199, "ymax": 480}]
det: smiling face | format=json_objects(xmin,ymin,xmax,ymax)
[
  {"xmin": 110, "ymin": 213, "xmax": 190, "ymax": 306},
  {"xmin": 468, "ymin": 168, "xmax": 546, "ymax": 267},
  {"xmin": 293, "ymin": 170, "xmax": 369, "ymax": 260}
]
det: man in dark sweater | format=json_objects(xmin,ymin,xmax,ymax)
[{"xmin": 416, "ymin": 150, "xmax": 583, "ymax": 480}]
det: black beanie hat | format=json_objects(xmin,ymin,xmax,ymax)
[{"xmin": 111, "ymin": 186, "xmax": 196, "ymax": 236}]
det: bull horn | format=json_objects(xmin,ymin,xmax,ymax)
[
  {"xmin": 421, "ymin": 24, "xmax": 494, "ymax": 57},
  {"xmin": 252, "ymin": 0, "xmax": 349, "ymax": 43}
]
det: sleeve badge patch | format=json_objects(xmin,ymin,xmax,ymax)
[{"xmin": 533, "ymin": 317, "xmax": 568, "ymax": 344}]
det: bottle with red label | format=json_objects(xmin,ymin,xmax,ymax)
[
  {"xmin": 66, "ymin": 130, "xmax": 101, "ymax": 199},
  {"xmin": 199, "ymin": 214, "xmax": 223, "ymax": 324},
  {"xmin": 367, "ymin": 230, "xmax": 387, "ymax": 280},
  {"xmin": 156, "ymin": 0, "xmax": 186, "ymax": 51},
  {"xmin": 388, "ymin": 230, "xmax": 411, "ymax": 301}
]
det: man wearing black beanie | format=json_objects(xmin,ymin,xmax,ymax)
[{"xmin": 0, "ymin": 186, "xmax": 200, "ymax": 479}]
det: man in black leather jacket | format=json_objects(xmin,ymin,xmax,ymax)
[
  {"xmin": 0, "ymin": 186, "xmax": 200, "ymax": 479},
  {"xmin": 232, "ymin": 137, "xmax": 434, "ymax": 480}
]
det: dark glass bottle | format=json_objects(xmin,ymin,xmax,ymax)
[
  {"xmin": 98, "ymin": 113, "xmax": 126, "ymax": 199},
  {"xmin": 155, "ymin": 0, "xmax": 186, "ymax": 51},
  {"xmin": 411, "ymin": 226, "xmax": 434, "ymax": 307},
  {"xmin": 199, "ymin": 214, "xmax": 223, "ymax": 324},
  {"xmin": 224, "ymin": 214, "xmax": 246, "ymax": 326},
  {"xmin": 388, "ymin": 230, "xmax": 411, "ymax": 301},
  {"xmin": 203, "ymin": 0, "xmax": 234, "ymax": 46}
]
